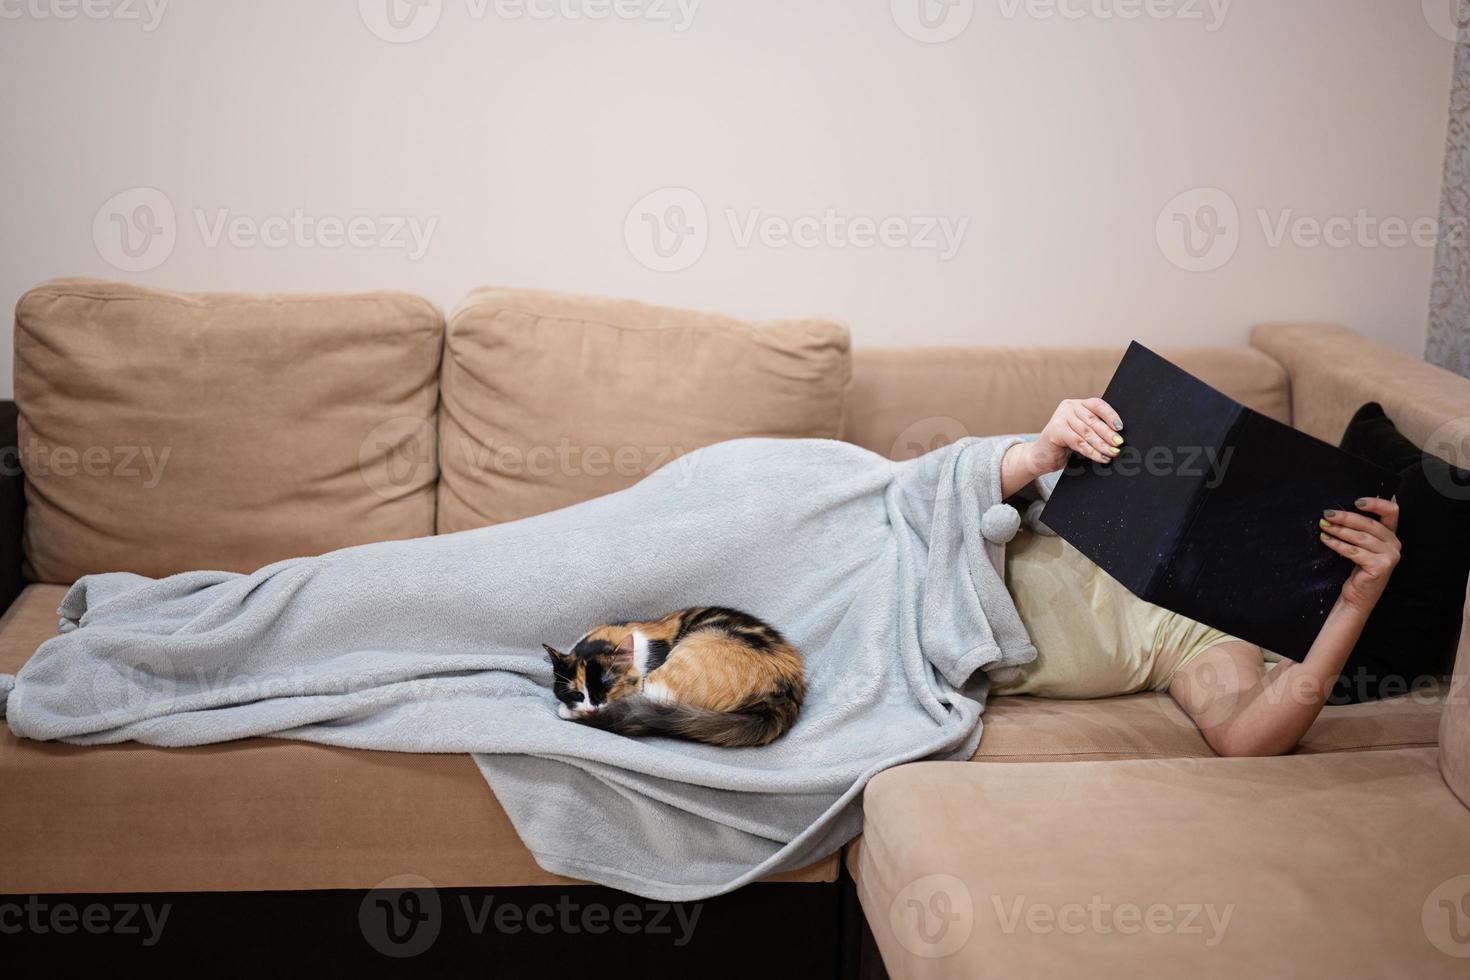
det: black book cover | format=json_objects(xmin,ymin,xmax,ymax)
[{"xmin": 1040, "ymin": 342, "xmax": 1400, "ymax": 661}]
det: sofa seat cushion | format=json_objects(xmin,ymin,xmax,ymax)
[
  {"xmin": 975, "ymin": 694, "xmax": 1214, "ymax": 762},
  {"xmin": 15, "ymin": 279, "xmax": 444, "ymax": 583},
  {"xmin": 852, "ymin": 749, "xmax": 1470, "ymax": 980},
  {"xmin": 437, "ymin": 287, "xmax": 851, "ymax": 533},
  {"xmin": 1297, "ymin": 690, "xmax": 1446, "ymax": 754},
  {"xmin": 0, "ymin": 585, "xmax": 67, "ymax": 673},
  {"xmin": 976, "ymin": 689, "xmax": 1442, "ymax": 762},
  {"xmin": 0, "ymin": 586, "xmax": 835, "ymax": 892}
]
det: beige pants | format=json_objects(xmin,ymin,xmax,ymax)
[{"xmin": 994, "ymin": 528, "xmax": 1240, "ymax": 699}]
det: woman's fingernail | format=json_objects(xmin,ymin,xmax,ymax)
[
  {"xmin": 1112, "ymin": 434, "xmax": 1124, "ymax": 446},
  {"xmin": 1108, "ymin": 446, "xmax": 1120, "ymax": 456},
  {"xmin": 1319, "ymin": 518, "xmax": 1331, "ymax": 529},
  {"xmin": 1320, "ymin": 532, "xmax": 1330, "ymax": 543},
  {"xmin": 1355, "ymin": 498, "xmax": 1368, "ymax": 508},
  {"xmin": 1324, "ymin": 509, "xmax": 1337, "ymax": 518},
  {"xmin": 1112, "ymin": 419, "xmax": 1124, "ymax": 431}
]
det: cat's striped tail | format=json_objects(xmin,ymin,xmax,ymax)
[{"xmin": 576, "ymin": 685, "xmax": 801, "ymax": 748}]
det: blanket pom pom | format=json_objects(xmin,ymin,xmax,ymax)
[{"xmin": 980, "ymin": 503, "xmax": 1020, "ymax": 544}]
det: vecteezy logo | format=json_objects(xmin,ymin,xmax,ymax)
[
  {"xmin": 359, "ymin": 416, "xmax": 438, "ymax": 499},
  {"xmin": 891, "ymin": 0, "xmax": 975, "ymax": 43},
  {"xmin": 1423, "ymin": 0, "xmax": 1467, "ymax": 43},
  {"xmin": 889, "ymin": 873, "xmax": 975, "ymax": 959},
  {"xmin": 93, "ymin": 187, "xmax": 176, "ymax": 272},
  {"xmin": 359, "ymin": 0, "xmax": 443, "ymax": 43},
  {"xmin": 1423, "ymin": 874, "xmax": 1470, "ymax": 958},
  {"xmin": 889, "ymin": 416, "xmax": 971, "ymax": 483},
  {"xmin": 624, "ymin": 187, "xmax": 708, "ymax": 272},
  {"xmin": 85, "ymin": 647, "xmax": 179, "ymax": 726},
  {"xmin": 889, "ymin": 416, "xmax": 971, "ymax": 462},
  {"xmin": 1422, "ymin": 418, "xmax": 1470, "ymax": 502},
  {"xmin": 359, "ymin": 874, "xmax": 441, "ymax": 958},
  {"xmin": 1156, "ymin": 187, "xmax": 1240, "ymax": 272}
]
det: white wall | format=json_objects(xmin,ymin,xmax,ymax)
[{"xmin": 0, "ymin": 0, "xmax": 1456, "ymax": 398}]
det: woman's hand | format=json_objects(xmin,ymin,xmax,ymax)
[
  {"xmin": 1320, "ymin": 497, "xmax": 1401, "ymax": 612},
  {"xmin": 1031, "ymin": 397, "xmax": 1126, "ymax": 472},
  {"xmin": 1001, "ymin": 397, "xmax": 1127, "ymax": 497},
  {"xmin": 1173, "ymin": 495, "xmax": 1403, "ymax": 757}
]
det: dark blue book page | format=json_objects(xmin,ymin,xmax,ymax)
[
  {"xmin": 1041, "ymin": 342, "xmax": 1240, "ymax": 596},
  {"xmin": 1039, "ymin": 342, "xmax": 1399, "ymax": 660},
  {"xmin": 1154, "ymin": 410, "xmax": 1399, "ymax": 658}
]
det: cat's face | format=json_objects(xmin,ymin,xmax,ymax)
[{"xmin": 544, "ymin": 636, "xmax": 635, "ymax": 720}]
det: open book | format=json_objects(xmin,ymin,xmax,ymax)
[{"xmin": 1039, "ymin": 342, "xmax": 1399, "ymax": 660}]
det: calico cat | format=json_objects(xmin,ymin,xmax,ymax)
[{"xmin": 544, "ymin": 606, "xmax": 805, "ymax": 748}]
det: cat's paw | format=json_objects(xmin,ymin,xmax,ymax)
[{"xmin": 557, "ymin": 703, "xmax": 575, "ymax": 720}]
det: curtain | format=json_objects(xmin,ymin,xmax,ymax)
[{"xmin": 1428, "ymin": 10, "xmax": 1470, "ymax": 377}]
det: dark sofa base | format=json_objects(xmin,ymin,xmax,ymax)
[
  {"xmin": 3, "ymin": 880, "xmax": 856, "ymax": 978},
  {"xmin": 0, "ymin": 401, "xmax": 24, "ymax": 617}
]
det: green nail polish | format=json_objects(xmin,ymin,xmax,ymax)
[
  {"xmin": 1112, "ymin": 435, "xmax": 1124, "ymax": 446},
  {"xmin": 1108, "ymin": 446, "xmax": 1120, "ymax": 456},
  {"xmin": 1319, "ymin": 518, "xmax": 1330, "ymax": 529},
  {"xmin": 1320, "ymin": 532, "xmax": 1329, "ymax": 542},
  {"xmin": 1355, "ymin": 498, "xmax": 1367, "ymax": 508}
]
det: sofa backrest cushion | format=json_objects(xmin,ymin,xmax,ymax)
[
  {"xmin": 845, "ymin": 346, "xmax": 1291, "ymax": 458},
  {"xmin": 15, "ymin": 278, "xmax": 443, "ymax": 582},
  {"xmin": 437, "ymin": 288, "xmax": 850, "ymax": 533}
]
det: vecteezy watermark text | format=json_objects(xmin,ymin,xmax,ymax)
[
  {"xmin": 448, "ymin": 437, "xmax": 696, "ymax": 484},
  {"xmin": 624, "ymin": 187, "xmax": 969, "ymax": 272},
  {"xmin": 193, "ymin": 209, "xmax": 435, "ymax": 259},
  {"xmin": 93, "ymin": 187, "xmax": 437, "ymax": 272},
  {"xmin": 6, "ymin": 440, "xmax": 171, "ymax": 489},
  {"xmin": 0, "ymin": 0, "xmax": 169, "ymax": 30},
  {"xmin": 1156, "ymin": 187, "xmax": 1462, "ymax": 273},
  {"xmin": 357, "ymin": 0, "xmax": 700, "ymax": 43},
  {"xmin": 891, "ymin": 0, "xmax": 1230, "ymax": 43},
  {"xmin": 460, "ymin": 894, "xmax": 701, "ymax": 944},
  {"xmin": 726, "ymin": 209, "xmax": 968, "ymax": 260},
  {"xmin": 1257, "ymin": 209, "xmax": 1454, "ymax": 251},
  {"xmin": 0, "ymin": 896, "xmax": 171, "ymax": 947},
  {"xmin": 991, "ymin": 895, "xmax": 1233, "ymax": 946},
  {"xmin": 359, "ymin": 875, "xmax": 702, "ymax": 958},
  {"xmin": 888, "ymin": 874, "xmax": 1234, "ymax": 960},
  {"xmin": 995, "ymin": 0, "xmax": 1230, "ymax": 30},
  {"xmin": 358, "ymin": 418, "xmax": 701, "ymax": 500},
  {"xmin": 1065, "ymin": 444, "xmax": 1234, "ymax": 487}
]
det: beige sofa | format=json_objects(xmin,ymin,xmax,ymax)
[
  {"xmin": 1, "ymin": 280, "xmax": 1465, "ymax": 976},
  {"xmin": 851, "ymin": 327, "xmax": 1470, "ymax": 979}
]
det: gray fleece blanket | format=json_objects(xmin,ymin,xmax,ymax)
[{"xmin": 1, "ymin": 436, "xmax": 1037, "ymax": 900}]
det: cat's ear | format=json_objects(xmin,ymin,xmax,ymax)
[
  {"xmin": 613, "ymin": 633, "xmax": 636, "ymax": 670},
  {"xmin": 542, "ymin": 643, "xmax": 566, "ymax": 663}
]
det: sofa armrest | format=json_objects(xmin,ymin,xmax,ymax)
[
  {"xmin": 1250, "ymin": 324, "xmax": 1470, "ymax": 461},
  {"xmin": 0, "ymin": 401, "xmax": 23, "ymax": 616}
]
